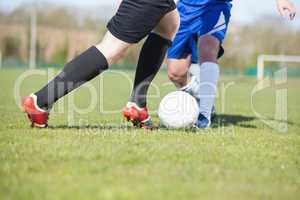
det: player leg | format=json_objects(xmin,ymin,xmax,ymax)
[
  {"xmin": 21, "ymin": 31, "xmax": 131, "ymax": 127},
  {"xmin": 195, "ymin": 35, "xmax": 221, "ymax": 128},
  {"xmin": 196, "ymin": 4, "xmax": 232, "ymax": 128},
  {"xmin": 124, "ymin": 5, "xmax": 179, "ymax": 128},
  {"xmin": 37, "ymin": 32, "xmax": 130, "ymax": 109},
  {"xmin": 129, "ymin": 9, "xmax": 179, "ymax": 107}
]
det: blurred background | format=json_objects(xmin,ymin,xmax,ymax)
[{"xmin": 0, "ymin": 0, "xmax": 299, "ymax": 76}]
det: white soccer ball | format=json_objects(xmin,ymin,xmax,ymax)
[{"xmin": 158, "ymin": 91, "xmax": 199, "ymax": 128}]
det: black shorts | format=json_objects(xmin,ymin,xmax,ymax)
[{"xmin": 107, "ymin": 0, "xmax": 176, "ymax": 44}]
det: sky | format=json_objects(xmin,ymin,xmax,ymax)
[{"xmin": 0, "ymin": 0, "xmax": 300, "ymax": 27}]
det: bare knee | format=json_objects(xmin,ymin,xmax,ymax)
[
  {"xmin": 168, "ymin": 66, "xmax": 182, "ymax": 83},
  {"xmin": 198, "ymin": 35, "xmax": 220, "ymax": 64},
  {"xmin": 155, "ymin": 20, "xmax": 179, "ymax": 40},
  {"xmin": 167, "ymin": 59, "xmax": 190, "ymax": 87}
]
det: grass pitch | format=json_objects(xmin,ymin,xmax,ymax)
[{"xmin": 0, "ymin": 69, "xmax": 299, "ymax": 200}]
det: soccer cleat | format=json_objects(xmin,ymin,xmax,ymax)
[
  {"xmin": 122, "ymin": 102, "xmax": 155, "ymax": 129},
  {"xmin": 195, "ymin": 113, "xmax": 211, "ymax": 129},
  {"xmin": 21, "ymin": 94, "xmax": 49, "ymax": 128}
]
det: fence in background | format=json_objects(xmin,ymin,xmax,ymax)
[{"xmin": 1, "ymin": 58, "xmax": 300, "ymax": 78}]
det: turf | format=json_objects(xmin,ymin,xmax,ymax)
[{"xmin": 0, "ymin": 69, "xmax": 299, "ymax": 200}]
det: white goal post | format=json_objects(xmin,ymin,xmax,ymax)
[{"xmin": 257, "ymin": 55, "xmax": 300, "ymax": 81}]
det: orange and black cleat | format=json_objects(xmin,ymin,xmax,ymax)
[
  {"xmin": 21, "ymin": 94, "xmax": 49, "ymax": 128},
  {"xmin": 122, "ymin": 102, "xmax": 155, "ymax": 129}
]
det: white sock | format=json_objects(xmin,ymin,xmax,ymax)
[
  {"xmin": 178, "ymin": 75, "xmax": 200, "ymax": 101},
  {"xmin": 198, "ymin": 62, "xmax": 220, "ymax": 120},
  {"xmin": 189, "ymin": 64, "xmax": 200, "ymax": 77}
]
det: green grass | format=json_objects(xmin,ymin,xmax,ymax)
[{"xmin": 0, "ymin": 69, "xmax": 299, "ymax": 200}]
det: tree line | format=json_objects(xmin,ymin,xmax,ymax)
[{"xmin": 0, "ymin": 4, "xmax": 299, "ymax": 69}]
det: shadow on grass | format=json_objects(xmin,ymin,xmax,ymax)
[
  {"xmin": 212, "ymin": 114, "xmax": 297, "ymax": 129},
  {"xmin": 47, "ymin": 114, "xmax": 258, "ymax": 131},
  {"xmin": 46, "ymin": 114, "xmax": 295, "ymax": 131},
  {"xmin": 47, "ymin": 124, "xmax": 138, "ymax": 131},
  {"xmin": 211, "ymin": 114, "xmax": 258, "ymax": 129}
]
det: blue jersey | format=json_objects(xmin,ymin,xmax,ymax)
[{"xmin": 180, "ymin": 0, "xmax": 232, "ymax": 5}]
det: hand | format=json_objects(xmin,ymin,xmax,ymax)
[{"xmin": 277, "ymin": 0, "xmax": 297, "ymax": 20}]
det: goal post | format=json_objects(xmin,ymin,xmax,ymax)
[{"xmin": 257, "ymin": 55, "xmax": 300, "ymax": 81}]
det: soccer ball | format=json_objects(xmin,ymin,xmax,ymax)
[{"xmin": 158, "ymin": 91, "xmax": 199, "ymax": 128}]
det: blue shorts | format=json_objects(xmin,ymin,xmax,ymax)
[{"xmin": 168, "ymin": 1, "xmax": 232, "ymax": 63}]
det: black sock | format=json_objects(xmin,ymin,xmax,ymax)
[
  {"xmin": 130, "ymin": 33, "xmax": 172, "ymax": 108},
  {"xmin": 35, "ymin": 46, "xmax": 108, "ymax": 110}
]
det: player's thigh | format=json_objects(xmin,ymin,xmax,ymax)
[
  {"xmin": 153, "ymin": 9, "xmax": 180, "ymax": 40},
  {"xmin": 96, "ymin": 31, "xmax": 132, "ymax": 66},
  {"xmin": 167, "ymin": 56, "xmax": 191, "ymax": 79},
  {"xmin": 198, "ymin": 35, "xmax": 220, "ymax": 63}
]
